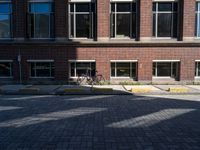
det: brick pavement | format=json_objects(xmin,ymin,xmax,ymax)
[{"xmin": 0, "ymin": 95, "xmax": 200, "ymax": 150}]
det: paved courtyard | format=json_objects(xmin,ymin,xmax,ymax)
[{"xmin": 0, "ymin": 94, "xmax": 200, "ymax": 150}]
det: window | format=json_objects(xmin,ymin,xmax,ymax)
[
  {"xmin": 28, "ymin": 1, "xmax": 54, "ymax": 39},
  {"xmin": 69, "ymin": 2, "xmax": 95, "ymax": 39},
  {"xmin": 111, "ymin": 62, "xmax": 137, "ymax": 78},
  {"xmin": 0, "ymin": 0, "xmax": 12, "ymax": 38},
  {"xmin": 30, "ymin": 62, "xmax": 55, "ymax": 78},
  {"xmin": 195, "ymin": 61, "xmax": 200, "ymax": 77},
  {"xmin": 153, "ymin": 62, "xmax": 179, "ymax": 79},
  {"xmin": 196, "ymin": 2, "xmax": 200, "ymax": 38},
  {"xmin": 70, "ymin": 61, "xmax": 95, "ymax": 77},
  {"xmin": 110, "ymin": 2, "xmax": 136, "ymax": 38},
  {"xmin": 153, "ymin": 2, "xmax": 177, "ymax": 38},
  {"xmin": 0, "ymin": 61, "xmax": 12, "ymax": 77}
]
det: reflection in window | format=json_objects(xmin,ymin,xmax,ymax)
[
  {"xmin": 70, "ymin": 62, "xmax": 96, "ymax": 77},
  {"xmin": 69, "ymin": 3, "xmax": 95, "ymax": 39},
  {"xmin": 30, "ymin": 62, "xmax": 54, "ymax": 77},
  {"xmin": 111, "ymin": 62, "xmax": 137, "ymax": 78},
  {"xmin": 153, "ymin": 62, "xmax": 179, "ymax": 79},
  {"xmin": 196, "ymin": 2, "xmax": 200, "ymax": 37},
  {"xmin": 110, "ymin": 2, "xmax": 136, "ymax": 38},
  {"xmin": 28, "ymin": 2, "xmax": 54, "ymax": 38},
  {"xmin": 153, "ymin": 2, "xmax": 177, "ymax": 38},
  {"xmin": 0, "ymin": 0, "xmax": 12, "ymax": 38},
  {"xmin": 0, "ymin": 62, "xmax": 12, "ymax": 77},
  {"xmin": 195, "ymin": 62, "xmax": 200, "ymax": 77}
]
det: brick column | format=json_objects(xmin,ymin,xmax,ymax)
[
  {"xmin": 96, "ymin": 61, "xmax": 110, "ymax": 81},
  {"xmin": 180, "ymin": 58, "xmax": 195, "ymax": 82},
  {"xmin": 183, "ymin": 0, "xmax": 196, "ymax": 41},
  {"xmin": 137, "ymin": 59, "xmax": 152, "ymax": 81},
  {"xmin": 54, "ymin": 0, "xmax": 67, "ymax": 41},
  {"xmin": 97, "ymin": 0, "xmax": 110, "ymax": 41},
  {"xmin": 140, "ymin": 0, "xmax": 152, "ymax": 41},
  {"xmin": 13, "ymin": 0, "xmax": 27, "ymax": 41}
]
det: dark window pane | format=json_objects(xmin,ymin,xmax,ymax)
[
  {"xmin": 116, "ymin": 14, "xmax": 130, "ymax": 37},
  {"xmin": 0, "ymin": 62, "xmax": 11, "ymax": 77},
  {"xmin": 35, "ymin": 63, "xmax": 51, "ymax": 77},
  {"xmin": 131, "ymin": 63, "xmax": 136, "ymax": 78},
  {"xmin": 173, "ymin": 13, "xmax": 177, "ymax": 37},
  {"xmin": 157, "ymin": 63, "xmax": 171, "ymax": 76},
  {"xmin": 116, "ymin": 63, "xmax": 130, "ymax": 77},
  {"xmin": 76, "ymin": 14, "xmax": 90, "ymax": 38},
  {"xmin": 70, "ymin": 14, "xmax": 74, "ymax": 38},
  {"xmin": 157, "ymin": 13, "xmax": 172, "ymax": 37},
  {"xmin": 153, "ymin": 14, "xmax": 156, "ymax": 37},
  {"xmin": 0, "ymin": 4, "xmax": 11, "ymax": 13},
  {"xmin": 0, "ymin": 14, "xmax": 10, "ymax": 38},
  {"xmin": 117, "ymin": 3, "xmax": 131, "ymax": 12},
  {"xmin": 132, "ymin": 13, "xmax": 136, "ymax": 38},
  {"xmin": 158, "ymin": 3, "xmax": 172, "ymax": 11},
  {"xmin": 31, "ymin": 63, "xmax": 35, "ymax": 77},
  {"xmin": 110, "ymin": 13, "xmax": 115, "ymax": 38},
  {"xmin": 30, "ymin": 3, "xmax": 52, "ymax": 13},
  {"xmin": 153, "ymin": 63, "xmax": 156, "ymax": 76},
  {"xmin": 111, "ymin": 3, "xmax": 115, "ymax": 12},
  {"xmin": 198, "ymin": 63, "xmax": 200, "ymax": 76},
  {"xmin": 76, "ymin": 3, "xmax": 90, "ymax": 12},
  {"xmin": 173, "ymin": 3, "xmax": 178, "ymax": 11},
  {"xmin": 153, "ymin": 3, "xmax": 156, "ymax": 11},
  {"xmin": 34, "ymin": 14, "xmax": 50, "ymax": 38},
  {"xmin": 172, "ymin": 62, "xmax": 178, "ymax": 78},
  {"xmin": 70, "ymin": 4, "xmax": 74, "ymax": 12},
  {"xmin": 111, "ymin": 63, "xmax": 115, "ymax": 77},
  {"xmin": 76, "ymin": 62, "xmax": 91, "ymax": 76},
  {"xmin": 91, "ymin": 62, "xmax": 96, "ymax": 76}
]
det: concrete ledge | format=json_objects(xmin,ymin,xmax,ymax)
[
  {"xmin": 92, "ymin": 88, "xmax": 113, "ymax": 92},
  {"xmin": 131, "ymin": 87, "xmax": 153, "ymax": 93},
  {"xmin": 19, "ymin": 88, "xmax": 40, "ymax": 94},
  {"xmin": 167, "ymin": 87, "xmax": 189, "ymax": 93}
]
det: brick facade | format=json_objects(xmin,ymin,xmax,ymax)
[{"xmin": 0, "ymin": 0, "xmax": 200, "ymax": 84}]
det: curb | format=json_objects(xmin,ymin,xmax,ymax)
[{"xmin": 167, "ymin": 87, "xmax": 190, "ymax": 93}]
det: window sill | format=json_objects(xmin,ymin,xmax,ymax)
[
  {"xmin": 30, "ymin": 77, "xmax": 54, "ymax": 79},
  {"xmin": 0, "ymin": 77, "xmax": 13, "ymax": 79},
  {"xmin": 110, "ymin": 77, "xmax": 135, "ymax": 79}
]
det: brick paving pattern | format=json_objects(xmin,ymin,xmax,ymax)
[{"xmin": 0, "ymin": 95, "xmax": 200, "ymax": 150}]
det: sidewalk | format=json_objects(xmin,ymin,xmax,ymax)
[{"xmin": 1, "ymin": 84, "xmax": 200, "ymax": 95}]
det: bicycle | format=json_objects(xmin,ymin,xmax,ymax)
[{"xmin": 91, "ymin": 71, "xmax": 105, "ymax": 85}]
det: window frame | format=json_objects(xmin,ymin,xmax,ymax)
[
  {"xmin": 152, "ymin": 2, "xmax": 178, "ymax": 39},
  {"xmin": 69, "ymin": 60, "xmax": 96, "ymax": 78},
  {"xmin": 152, "ymin": 61, "xmax": 180, "ymax": 79},
  {"xmin": 0, "ymin": 0, "xmax": 13, "ymax": 39},
  {"xmin": 28, "ymin": 60, "xmax": 55, "ymax": 78},
  {"xmin": 0, "ymin": 60, "xmax": 13, "ymax": 78},
  {"xmin": 28, "ymin": 1, "xmax": 54, "ymax": 39},
  {"xmin": 110, "ymin": 2, "xmax": 136, "ymax": 39},
  {"xmin": 68, "ymin": 2, "xmax": 95, "ymax": 39},
  {"xmin": 110, "ymin": 60, "xmax": 137, "ymax": 79}
]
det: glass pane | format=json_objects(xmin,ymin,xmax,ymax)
[
  {"xmin": 158, "ymin": 3, "xmax": 172, "ymax": 11},
  {"xmin": 0, "ymin": 62, "xmax": 11, "ymax": 77},
  {"xmin": 34, "ymin": 14, "xmax": 50, "ymax": 38},
  {"xmin": 197, "ymin": 13, "xmax": 200, "ymax": 37},
  {"xmin": 116, "ymin": 14, "xmax": 130, "ymax": 37},
  {"xmin": 35, "ymin": 63, "xmax": 51, "ymax": 77},
  {"xmin": 91, "ymin": 62, "xmax": 96, "ymax": 76},
  {"xmin": 116, "ymin": 63, "xmax": 130, "ymax": 77},
  {"xmin": 153, "ymin": 14, "xmax": 156, "ymax": 37},
  {"xmin": 0, "ymin": 4, "xmax": 11, "ymax": 13},
  {"xmin": 131, "ymin": 63, "xmax": 136, "ymax": 78},
  {"xmin": 70, "ymin": 14, "xmax": 74, "ymax": 38},
  {"xmin": 172, "ymin": 62, "xmax": 178, "ymax": 78},
  {"xmin": 110, "ymin": 13, "xmax": 115, "ymax": 38},
  {"xmin": 111, "ymin": 3, "xmax": 115, "ymax": 12},
  {"xmin": 198, "ymin": 63, "xmax": 200, "ymax": 76},
  {"xmin": 157, "ymin": 63, "xmax": 171, "ymax": 76},
  {"xmin": 111, "ymin": 63, "xmax": 115, "ymax": 77},
  {"xmin": 76, "ymin": 14, "xmax": 90, "ymax": 38},
  {"xmin": 70, "ymin": 4, "xmax": 74, "ymax": 12},
  {"xmin": 117, "ymin": 3, "xmax": 131, "ymax": 12},
  {"xmin": 153, "ymin": 3, "xmax": 156, "ymax": 11},
  {"xmin": 76, "ymin": 3, "xmax": 90, "ymax": 12},
  {"xmin": 30, "ymin": 3, "xmax": 52, "ymax": 13},
  {"xmin": 173, "ymin": 13, "xmax": 177, "ymax": 37},
  {"xmin": 196, "ymin": 62, "xmax": 200, "ymax": 76},
  {"xmin": 157, "ymin": 13, "xmax": 172, "ymax": 37},
  {"xmin": 76, "ymin": 62, "xmax": 91, "ymax": 76},
  {"xmin": 0, "ymin": 15, "xmax": 10, "ymax": 38},
  {"xmin": 132, "ymin": 13, "xmax": 136, "ymax": 38},
  {"xmin": 153, "ymin": 63, "xmax": 156, "ymax": 76}
]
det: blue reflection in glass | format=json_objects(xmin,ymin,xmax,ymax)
[
  {"xmin": 0, "ymin": 4, "xmax": 12, "ymax": 13},
  {"xmin": 30, "ymin": 3, "xmax": 52, "ymax": 13}
]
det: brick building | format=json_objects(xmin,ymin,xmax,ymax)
[{"xmin": 0, "ymin": 0, "xmax": 200, "ymax": 84}]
